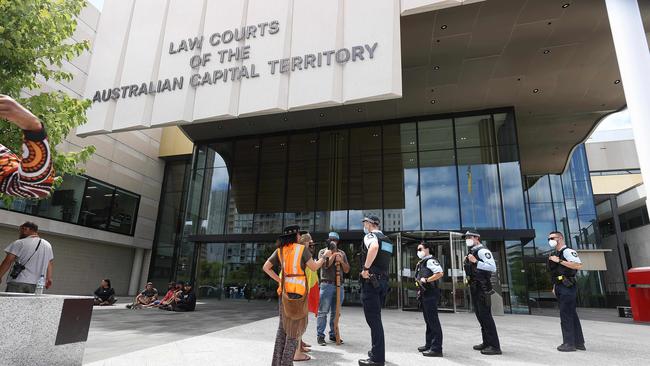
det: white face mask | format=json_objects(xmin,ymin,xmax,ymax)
[
  {"xmin": 466, "ymin": 238, "xmax": 474, "ymax": 247},
  {"xmin": 417, "ymin": 250, "xmax": 425, "ymax": 259},
  {"xmin": 548, "ymin": 239, "xmax": 558, "ymax": 248}
]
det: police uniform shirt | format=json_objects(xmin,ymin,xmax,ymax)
[
  {"xmin": 422, "ymin": 255, "xmax": 443, "ymax": 275},
  {"xmin": 560, "ymin": 247, "xmax": 582, "ymax": 264},
  {"xmin": 363, "ymin": 230, "xmax": 381, "ymax": 249},
  {"xmin": 474, "ymin": 245, "xmax": 497, "ymax": 273}
]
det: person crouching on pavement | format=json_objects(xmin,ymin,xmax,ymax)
[{"xmin": 171, "ymin": 282, "xmax": 196, "ymax": 312}]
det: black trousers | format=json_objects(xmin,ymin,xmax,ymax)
[
  {"xmin": 421, "ymin": 288, "xmax": 443, "ymax": 352},
  {"xmin": 470, "ymin": 284, "xmax": 500, "ymax": 349},
  {"xmin": 556, "ymin": 284, "xmax": 584, "ymax": 346},
  {"xmin": 362, "ymin": 278, "xmax": 389, "ymax": 363}
]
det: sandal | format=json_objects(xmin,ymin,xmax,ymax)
[
  {"xmin": 301, "ymin": 346, "xmax": 311, "ymax": 353},
  {"xmin": 294, "ymin": 355, "xmax": 311, "ymax": 362},
  {"xmin": 301, "ymin": 341, "xmax": 312, "ymax": 348}
]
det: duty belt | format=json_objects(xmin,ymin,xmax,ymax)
[{"xmin": 555, "ymin": 275, "xmax": 575, "ymax": 282}]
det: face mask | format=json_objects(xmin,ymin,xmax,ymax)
[
  {"xmin": 466, "ymin": 238, "xmax": 474, "ymax": 247},
  {"xmin": 417, "ymin": 251, "xmax": 425, "ymax": 259},
  {"xmin": 548, "ymin": 239, "xmax": 558, "ymax": 248},
  {"xmin": 363, "ymin": 227, "xmax": 369, "ymax": 234}
]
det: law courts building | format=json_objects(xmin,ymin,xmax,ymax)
[{"xmin": 9, "ymin": 0, "xmax": 648, "ymax": 314}]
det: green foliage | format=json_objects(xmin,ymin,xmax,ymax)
[{"xmin": 0, "ymin": 0, "xmax": 95, "ymax": 202}]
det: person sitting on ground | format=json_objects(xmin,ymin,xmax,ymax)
[
  {"xmin": 171, "ymin": 282, "xmax": 196, "ymax": 312},
  {"xmin": 145, "ymin": 281, "xmax": 176, "ymax": 308},
  {"xmin": 127, "ymin": 282, "xmax": 158, "ymax": 309},
  {"xmin": 93, "ymin": 279, "xmax": 117, "ymax": 306},
  {"xmin": 159, "ymin": 281, "xmax": 183, "ymax": 311}
]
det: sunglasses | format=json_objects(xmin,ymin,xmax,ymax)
[{"xmin": 548, "ymin": 237, "xmax": 559, "ymax": 240}]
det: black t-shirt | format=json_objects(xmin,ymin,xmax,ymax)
[
  {"xmin": 94, "ymin": 287, "xmax": 115, "ymax": 301},
  {"xmin": 178, "ymin": 291, "xmax": 196, "ymax": 310}
]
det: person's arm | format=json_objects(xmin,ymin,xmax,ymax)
[
  {"xmin": 0, "ymin": 253, "xmax": 17, "ymax": 284},
  {"xmin": 263, "ymin": 260, "xmax": 281, "ymax": 284},
  {"xmin": 422, "ymin": 259, "xmax": 444, "ymax": 283},
  {"xmin": 361, "ymin": 241, "xmax": 379, "ymax": 278},
  {"xmin": 476, "ymin": 249, "xmax": 497, "ymax": 272},
  {"xmin": 320, "ymin": 249, "xmax": 333, "ymax": 269},
  {"xmin": 306, "ymin": 250, "xmax": 332, "ymax": 271},
  {"xmin": 94, "ymin": 287, "xmax": 101, "ymax": 298},
  {"xmin": 45, "ymin": 260, "xmax": 53, "ymax": 289},
  {"xmin": 0, "ymin": 95, "xmax": 54, "ymax": 199},
  {"xmin": 337, "ymin": 252, "xmax": 351, "ymax": 274},
  {"xmin": 559, "ymin": 249, "xmax": 583, "ymax": 271}
]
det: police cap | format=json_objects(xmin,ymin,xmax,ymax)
[
  {"xmin": 463, "ymin": 230, "xmax": 481, "ymax": 238},
  {"xmin": 362, "ymin": 215, "xmax": 381, "ymax": 226}
]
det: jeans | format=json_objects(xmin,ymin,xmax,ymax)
[
  {"xmin": 6, "ymin": 282, "xmax": 36, "ymax": 294},
  {"xmin": 317, "ymin": 282, "xmax": 344, "ymax": 338},
  {"xmin": 556, "ymin": 284, "xmax": 584, "ymax": 346},
  {"xmin": 362, "ymin": 277, "xmax": 388, "ymax": 363}
]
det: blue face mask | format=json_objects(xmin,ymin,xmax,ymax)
[{"xmin": 363, "ymin": 226, "xmax": 369, "ymax": 234}]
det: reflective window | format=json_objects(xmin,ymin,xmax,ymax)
[
  {"xmin": 419, "ymin": 150, "xmax": 459, "ymax": 230},
  {"xmin": 493, "ymin": 113, "xmax": 518, "ymax": 146},
  {"xmin": 457, "ymin": 147, "xmax": 503, "ymax": 229},
  {"xmin": 227, "ymin": 139, "xmax": 259, "ymax": 234},
  {"xmin": 418, "ymin": 119, "xmax": 454, "ymax": 151},
  {"xmin": 285, "ymin": 133, "xmax": 318, "ymax": 232},
  {"xmin": 109, "ymin": 189, "xmax": 139, "ymax": 235},
  {"xmin": 383, "ymin": 152, "xmax": 421, "ymax": 231},
  {"xmin": 79, "ymin": 180, "xmax": 115, "ymax": 230},
  {"xmin": 498, "ymin": 145, "xmax": 527, "ymax": 229},
  {"xmin": 455, "ymin": 115, "xmax": 495, "ymax": 148},
  {"xmin": 316, "ymin": 130, "xmax": 349, "ymax": 232},
  {"xmin": 254, "ymin": 136, "xmax": 287, "ymax": 233}
]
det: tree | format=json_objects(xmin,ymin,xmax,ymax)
[{"xmin": 0, "ymin": 0, "xmax": 95, "ymax": 203}]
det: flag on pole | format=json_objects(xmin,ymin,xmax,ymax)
[
  {"xmin": 306, "ymin": 267, "xmax": 320, "ymax": 316},
  {"xmin": 467, "ymin": 166, "xmax": 473, "ymax": 194}
]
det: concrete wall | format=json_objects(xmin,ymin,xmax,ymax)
[
  {"xmin": 586, "ymin": 139, "xmax": 640, "ymax": 172},
  {"xmin": 0, "ymin": 227, "xmax": 135, "ymax": 296},
  {"xmin": 601, "ymin": 224, "xmax": 650, "ymax": 294},
  {"xmin": 2, "ymin": 2, "xmax": 164, "ymax": 295}
]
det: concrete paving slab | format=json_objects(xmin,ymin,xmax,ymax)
[{"xmin": 85, "ymin": 306, "xmax": 649, "ymax": 366}]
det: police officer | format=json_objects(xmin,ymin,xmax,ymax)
[
  {"xmin": 464, "ymin": 230, "xmax": 502, "ymax": 355},
  {"xmin": 415, "ymin": 241, "xmax": 444, "ymax": 357},
  {"xmin": 548, "ymin": 231, "xmax": 585, "ymax": 352},
  {"xmin": 358, "ymin": 215, "xmax": 392, "ymax": 366}
]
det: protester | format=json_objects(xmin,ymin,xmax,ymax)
[
  {"xmin": 171, "ymin": 282, "xmax": 196, "ymax": 312},
  {"xmin": 146, "ymin": 281, "xmax": 176, "ymax": 308},
  {"xmin": 294, "ymin": 232, "xmax": 319, "ymax": 361},
  {"xmin": 159, "ymin": 281, "xmax": 183, "ymax": 311},
  {"xmin": 93, "ymin": 279, "xmax": 117, "ymax": 306},
  {"xmin": 262, "ymin": 225, "xmax": 331, "ymax": 365},
  {"xmin": 0, "ymin": 221, "xmax": 54, "ymax": 293},
  {"xmin": 127, "ymin": 282, "xmax": 158, "ymax": 309},
  {"xmin": 316, "ymin": 231, "xmax": 349, "ymax": 346},
  {"xmin": 0, "ymin": 95, "xmax": 55, "ymax": 198}
]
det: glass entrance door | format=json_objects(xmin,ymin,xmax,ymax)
[{"xmin": 396, "ymin": 231, "xmax": 470, "ymax": 312}]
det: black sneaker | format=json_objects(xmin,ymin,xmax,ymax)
[
  {"xmin": 422, "ymin": 350, "xmax": 443, "ymax": 357},
  {"xmin": 330, "ymin": 336, "xmax": 343, "ymax": 344},
  {"xmin": 576, "ymin": 344, "xmax": 586, "ymax": 351},
  {"xmin": 480, "ymin": 346, "xmax": 502, "ymax": 355},
  {"xmin": 473, "ymin": 343, "xmax": 487, "ymax": 351},
  {"xmin": 317, "ymin": 336, "xmax": 326, "ymax": 346},
  {"xmin": 417, "ymin": 345, "xmax": 430, "ymax": 352},
  {"xmin": 557, "ymin": 344, "xmax": 576, "ymax": 352},
  {"xmin": 126, "ymin": 304, "xmax": 133, "ymax": 309}
]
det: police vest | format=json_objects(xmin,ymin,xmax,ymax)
[
  {"xmin": 465, "ymin": 245, "xmax": 491, "ymax": 281},
  {"xmin": 549, "ymin": 247, "xmax": 578, "ymax": 278},
  {"xmin": 361, "ymin": 231, "xmax": 393, "ymax": 276},
  {"xmin": 415, "ymin": 257, "xmax": 439, "ymax": 291},
  {"xmin": 277, "ymin": 243, "xmax": 307, "ymax": 297}
]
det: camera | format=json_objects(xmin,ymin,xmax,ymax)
[
  {"xmin": 9, "ymin": 262, "xmax": 26, "ymax": 279},
  {"xmin": 327, "ymin": 240, "xmax": 338, "ymax": 251}
]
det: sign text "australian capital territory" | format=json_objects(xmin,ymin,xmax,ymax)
[{"xmin": 91, "ymin": 21, "xmax": 379, "ymax": 103}]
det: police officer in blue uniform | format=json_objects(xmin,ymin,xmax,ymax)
[
  {"xmin": 415, "ymin": 241, "xmax": 444, "ymax": 357},
  {"xmin": 463, "ymin": 230, "xmax": 502, "ymax": 355},
  {"xmin": 358, "ymin": 215, "xmax": 393, "ymax": 366},
  {"xmin": 547, "ymin": 231, "xmax": 586, "ymax": 352}
]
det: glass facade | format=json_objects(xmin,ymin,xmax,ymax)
[
  {"xmin": 0, "ymin": 174, "xmax": 140, "ymax": 236},
  {"xmin": 148, "ymin": 109, "xmax": 604, "ymax": 311}
]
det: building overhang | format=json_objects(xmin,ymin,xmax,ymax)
[{"xmin": 180, "ymin": 0, "xmax": 640, "ymax": 176}]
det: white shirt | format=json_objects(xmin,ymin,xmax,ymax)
[
  {"xmin": 422, "ymin": 255, "xmax": 443, "ymax": 274},
  {"xmin": 473, "ymin": 245, "xmax": 497, "ymax": 273},
  {"xmin": 560, "ymin": 247, "xmax": 582, "ymax": 264},
  {"xmin": 363, "ymin": 230, "xmax": 382, "ymax": 249},
  {"xmin": 5, "ymin": 236, "xmax": 54, "ymax": 285}
]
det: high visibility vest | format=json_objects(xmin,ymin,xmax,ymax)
[{"xmin": 277, "ymin": 243, "xmax": 307, "ymax": 297}]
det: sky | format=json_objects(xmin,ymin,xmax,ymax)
[{"xmin": 88, "ymin": 0, "xmax": 103, "ymax": 11}]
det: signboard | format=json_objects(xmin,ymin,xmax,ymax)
[{"xmin": 78, "ymin": 0, "xmax": 402, "ymax": 136}]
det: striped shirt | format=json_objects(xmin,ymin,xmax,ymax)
[{"xmin": 0, "ymin": 127, "xmax": 54, "ymax": 198}]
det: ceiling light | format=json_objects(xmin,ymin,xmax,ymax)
[
  {"xmin": 562, "ymin": 3, "xmax": 570, "ymax": 8},
  {"xmin": 217, "ymin": 125, "xmax": 223, "ymax": 129},
  {"xmin": 436, "ymin": 39, "xmax": 441, "ymax": 43},
  {"xmin": 104, "ymin": 194, "xmax": 113, "ymax": 197},
  {"xmin": 87, "ymin": 186, "xmax": 97, "ymax": 189},
  {"xmin": 309, "ymin": 139, "xmax": 316, "ymax": 144},
  {"xmin": 430, "ymin": 99, "xmax": 436, "ymax": 104},
  {"xmin": 319, "ymin": 113, "xmax": 325, "ymax": 117},
  {"xmin": 409, "ymin": 158, "xmax": 415, "ymax": 163},
  {"xmin": 283, "ymin": 116, "xmax": 288, "ymax": 122},
  {"xmin": 409, "ymin": 141, "xmax": 416, "ymax": 145},
  {"xmin": 543, "ymin": 50, "xmax": 550, "ymax": 54},
  {"xmin": 460, "ymin": 137, "xmax": 467, "ymax": 141},
  {"xmin": 372, "ymin": 133, "xmax": 379, "ymax": 137},
  {"xmin": 614, "ymin": 79, "xmax": 621, "ymax": 84},
  {"xmin": 85, "ymin": 195, "xmax": 91, "ymax": 198},
  {"xmin": 440, "ymin": 25, "xmax": 448, "ymax": 30},
  {"xmin": 433, "ymin": 66, "xmax": 440, "ymax": 70},
  {"xmin": 357, "ymin": 108, "xmax": 363, "ymax": 113},
  {"xmin": 533, "ymin": 88, "xmax": 540, "ymax": 93},
  {"xmin": 254, "ymin": 145, "xmax": 260, "ymax": 149}
]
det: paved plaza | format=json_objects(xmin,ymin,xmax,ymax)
[{"xmin": 84, "ymin": 300, "xmax": 649, "ymax": 366}]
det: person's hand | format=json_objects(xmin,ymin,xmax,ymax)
[
  {"xmin": 45, "ymin": 278, "xmax": 52, "ymax": 289},
  {"xmin": 420, "ymin": 278, "xmax": 427, "ymax": 284},
  {"xmin": 323, "ymin": 249, "xmax": 332, "ymax": 258},
  {"xmin": 549, "ymin": 255, "xmax": 560, "ymax": 263},
  {"xmin": 467, "ymin": 254, "xmax": 477, "ymax": 264},
  {"xmin": 334, "ymin": 253, "xmax": 343, "ymax": 263},
  {"xmin": 361, "ymin": 270, "xmax": 370, "ymax": 279},
  {"xmin": 0, "ymin": 95, "xmax": 42, "ymax": 131}
]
